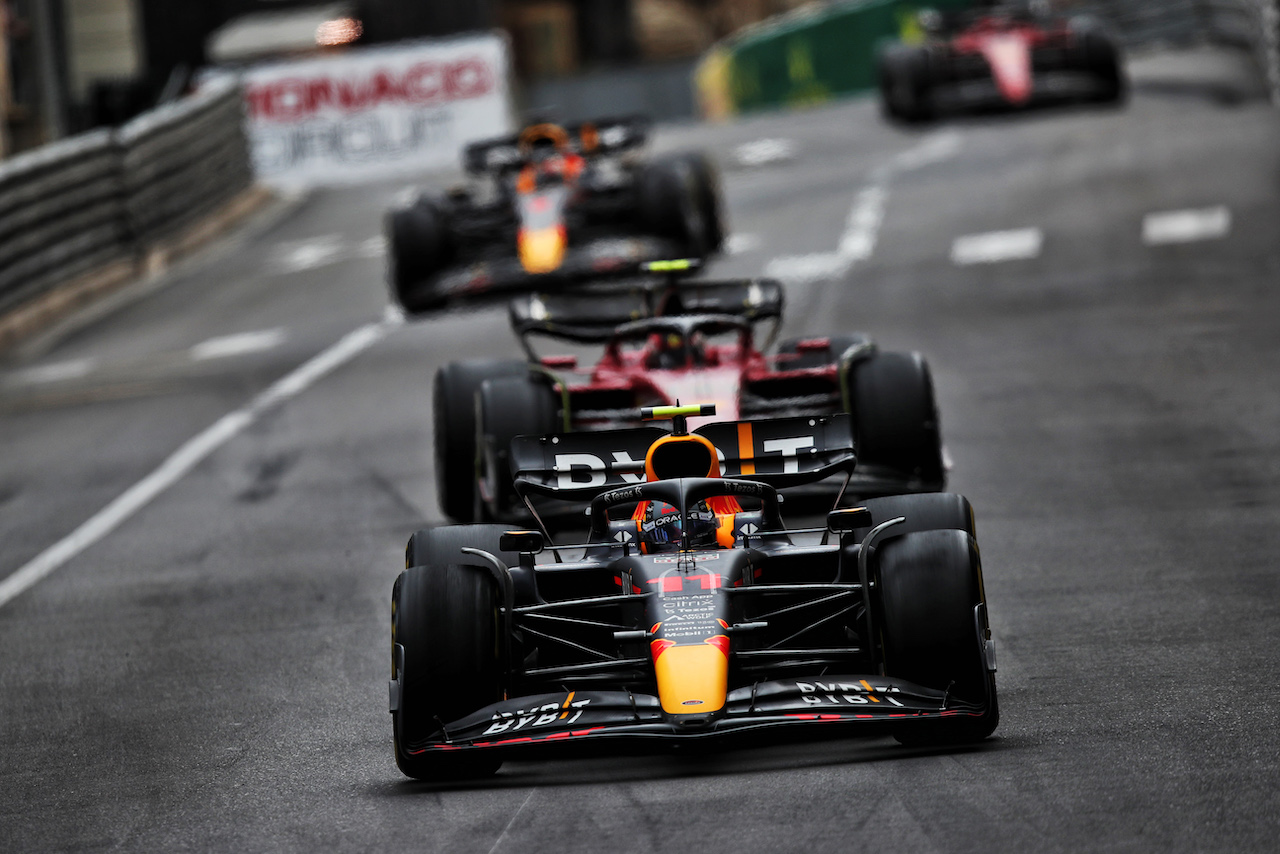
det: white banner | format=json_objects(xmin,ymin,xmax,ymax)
[{"xmin": 239, "ymin": 33, "xmax": 512, "ymax": 186}]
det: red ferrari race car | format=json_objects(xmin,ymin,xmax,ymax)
[
  {"xmin": 432, "ymin": 274, "xmax": 946, "ymax": 524},
  {"xmin": 389, "ymin": 405, "xmax": 998, "ymax": 780},
  {"xmin": 386, "ymin": 117, "xmax": 725, "ymax": 312},
  {"xmin": 877, "ymin": 1, "xmax": 1125, "ymax": 122}
]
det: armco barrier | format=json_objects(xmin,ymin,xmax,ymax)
[
  {"xmin": 696, "ymin": 0, "xmax": 1280, "ymax": 117},
  {"xmin": 0, "ymin": 131, "xmax": 126, "ymax": 316},
  {"xmin": 1061, "ymin": 1, "xmax": 1280, "ymax": 103},
  {"xmin": 119, "ymin": 81, "xmax": 253, "ymax": 243},
  {"xmin": 0, "ymin": 79, "xmax": 253, "ymax": 323}
]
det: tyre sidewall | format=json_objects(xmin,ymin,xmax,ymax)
[
  {"xmin": 433, "ymin": 361, "xmax": 529, "ymax": 522},
  {"xmin": 392, "ymin": 563, "xmax": 503, "ymax": 779}
]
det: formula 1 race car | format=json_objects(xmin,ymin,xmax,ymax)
[
  {"xmin": 387, "ymin": 116, "xmax": 725, "ymax": 312},
  {"xmin": 389, "ymin": 404, "xmax": 998, "ymax": 780},
  {"xmin": 432, "ymin": 276, "xmax": 946, "ymax": 523},
  {"xmin": 877, "ymin": 2, "xmax": 1125, "ymax": 122}
]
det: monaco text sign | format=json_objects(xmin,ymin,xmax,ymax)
[{"xmin": 238, "ymin": 34, "xmax": 512, "ymax": 186}]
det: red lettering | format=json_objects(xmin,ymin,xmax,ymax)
[
  {"xmin": 336, "ymin": 78, "xmax": 372, "ymax": 111},
  {"xmin": 403, "ymin": 62, "xmax": 444, "ymax": 103},
  {"xmin": 308, "ymin": 78, "xmax": 335, "ymax": 112},
  {"xmin": 369, "ymin": 69, "xmax": 406, "ymax": 106},
  {"xmin": 446, "ymin": 58, "xmax": 493, "ymax": 99},
  {"xmin": 269, "ymin": 78, "xmax": 311, "ymax": 121},
  {"xmin": 248, "ymin": 56, "xmax": 495, "ymax": 122}
]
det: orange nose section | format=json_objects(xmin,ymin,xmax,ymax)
[
  {"xmin": 652, "ymin": 639, "xmax": 729, "ymax": 714},
  {"xmin": 518, "ymin": 226, "xmax": 568, "ymax": 274}
]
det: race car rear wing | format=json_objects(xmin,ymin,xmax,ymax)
[
  {"xmin": 510, "ymin": 413, "xmax": 855, "ymax": 500},
  {"xmin": 509, "ymin": 278, "xmax": 784, "ymax": 345},
  {"xmin": 463, "ymin": 115, "xmax": 651, "ymax": 175}
]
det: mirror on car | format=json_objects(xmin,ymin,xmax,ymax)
[
  {"xmin": 500, "ymin": 530, "xmax": 545, "ymax": 554},
  {"xmin": 826, "ymin": 507, "xmax": 872, "ymax": 533}
]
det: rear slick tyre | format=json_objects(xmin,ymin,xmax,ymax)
[
  {"xmin": 476, "ymin": 376, "xmax": 559, "ymax": 521},
  {"xmin": 851, "ymin": 351, "xmax": 945, "ymax": 485},
  {"xmin": 433, "ymin": 360, "xmax": 528, "ymax": 522}
]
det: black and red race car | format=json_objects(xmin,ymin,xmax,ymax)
[
  {"xmin": 432, "ymin": 276, "xmax": 946, "ymax": 524},
  {"xmin": 389, "ymin": 404, "xmax": 998, "ymax": 780},
  {"xmin": 877, "ymin": 2, "xmax": 1125, "ymax": 122},
  {"xmin": 386, "ymin": 117, "xmax": 725, "ymax": 312}
]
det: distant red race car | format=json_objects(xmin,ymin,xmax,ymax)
[
  {"xmin": 877, "ymin": 2, "xmax": 1124, "ymax": 121},
  {"xmin": 432, "ymin": 277, "xmax": 946, "ymax": 524}
]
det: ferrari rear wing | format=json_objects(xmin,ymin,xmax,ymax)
[
  {"xmin": 510, "ymin": 413, "xmax": 855, "ymax": 500},
  {"xmin": 509, "ymin": 278, "xmax": 785, "ymax": 344}
]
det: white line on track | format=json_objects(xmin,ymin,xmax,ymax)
[
  {"xmin": 1142, "ymin": 206, "xmax": 1231, "ymax": 245},
  {"xmin": 8, "ymin": 358, "xmax": 97, "ymax": 385},
  {"xmin": 487, "ymin": 790, "xmax": 536, "ymax": 854},
  {"xmin": 724, "ymin": 233, "xmax": 761, "ymax": 255},
  {"xmin": 951, "ymin": 227, "xmax": 1043, "ymax": 265},
  {"xmin": 190, "ymin": 328, "xmax": 287, "ymax": 361},
  {"xmin": 734, "ymin": 138, "xmax": 796, "ymax": 168},
  {"xmin": 765, "ymin": 130, "xmax": 961, "ymax": 284},
  {"xmin": 273, "ymin": 234, "xmax": 347, "ymax": 273},
  {"xmin": 0, "ymin": 314, "xmax": 402, "ymax": 610}
]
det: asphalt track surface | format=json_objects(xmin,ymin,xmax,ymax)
[{"xmin": 2, "ymin": 48, "xmax": 1279, "ymax": 852}]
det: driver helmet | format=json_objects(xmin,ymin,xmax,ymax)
[
  {"xmin": 644, "ymin": 331, "xmax": 707, "ymax": 370},
  {"xmin": 639, "ymin": 499, "xmax": 719, "ymax": 553}
]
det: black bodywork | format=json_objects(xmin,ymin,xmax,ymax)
[
  {"xmin": 390, "ymin": 415, "xmax": 998, "ymax": 776},
  {"xmin": 386, "ymin": 116, "xmax": 724, "ymax": 312}
]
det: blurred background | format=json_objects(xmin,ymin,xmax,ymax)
[
  {"xmin": 3, "ymin": 2, "xmax": 1280, "ymax": 851},
  {"xmin": 3, "ymin": 0, "xmax": 1271, "ymax": 154}
]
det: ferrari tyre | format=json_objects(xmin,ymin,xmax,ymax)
[
  {"xmin": 877, "ymin": 44, "xmax": 934, "ymax": 123},
  {"xmin": 391, "ymin": 563, "xmax": 504, "ymax": 779},
  {"xmin": 387, "ymin": 197, "xmax": 453, "ymax": 313},
  {"xmin": 433, "ymin": 360, "xmax": 529, "ymax": 522},
  {"xmin": 476, "ymin": 376, "xmax": 560, "ymax": 520},
  {"xmin": 1069, "ymin": 17, "xmax": 1124, "ymax": 102},
  {"xmin": 850, "ymin": 351, "xmax": 945, "ymax": 484},
  {"xmin": 877, "ymin": 529, "xmax": 998, "ymax": 745}
]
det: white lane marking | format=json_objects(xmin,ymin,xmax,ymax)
[
  {"xmin": 765, "ymin": 131, "xmax": 962, "ymax": 284},
  {"xmin": 0, "ymin": 316, "xmax": 401, "ymax": 611},
  {"xmin": 274, "ymin": 234, "xmax": 347, "ymax": 273},
  {"xmin": 891, "ymin": 129, "xmax": 962, "ymax": 170},
  {"xmin": 357, "ymin": 235, "xmax": 387, "ymax": 257},
  {"xmin": 734, "ymin": 138, "xmax": 796, "ymax": 168},
  {"xmin": 190, "ymin": 328, "xmax": 287, "ymax": 361},
  {"xmin": 838, "ymin": 185, "xmax": 888, "ymax": 261},
  {"xmin": 1143, "ymin": 206, "xmax": 1231, "ymax": 245},
  {"xmin": 487, "ymin": 790, "xmax": 536, "ymax": 854},
  {"xmin": 951, "ymin": 228, "xmax": 1043, "ymax": 265},
  {"xmin": 9, "ymin": 358, "xmax": 97, "ymax": 385},
  {"xmin": 724, "ymin": 233, "xmax": 761, "ymax": 255}
]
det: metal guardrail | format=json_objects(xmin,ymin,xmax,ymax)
[
  {"xmin": 0, "ymin": 79, "xmax": 253, "ymax": 317},
  {"xmin": 1074, "ymin": 0, "xmax": 1280, "ymax": 102}
]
